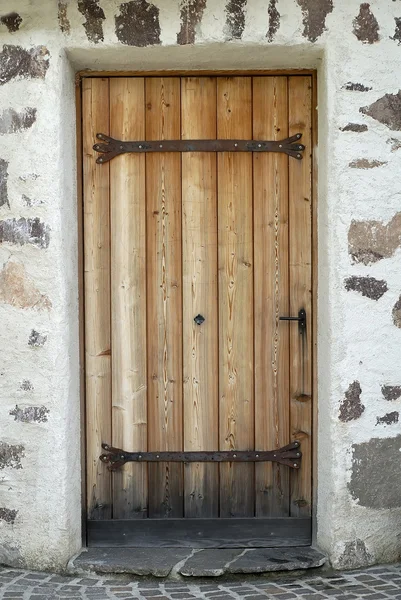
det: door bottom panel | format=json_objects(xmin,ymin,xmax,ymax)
[{"xmin": 87, "ymin": 518, "xmax": 311, "ymax": 548}]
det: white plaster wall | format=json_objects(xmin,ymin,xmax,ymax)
[{"xmin": 0, "ymin": 0, "xmax": 400, "ymax": 571}]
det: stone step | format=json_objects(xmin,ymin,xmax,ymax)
[{"xmin": 69, "ymin": 546, "xmax": 326, "ymax": 578}]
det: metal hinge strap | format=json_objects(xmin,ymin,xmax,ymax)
[
  {"xmin": 93, "ymin": 133, "xmax": 305, "ymax": 163},
  {"xmin": 100, "ymin": 441, "xmax": 302, "ymax": 471}
]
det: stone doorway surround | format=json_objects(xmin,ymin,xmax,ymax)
[{"xmin": 1, "ymin": 0, "xmax": 401, "ymax": 574}]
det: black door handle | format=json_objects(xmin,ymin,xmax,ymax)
[{"xmin": 279, "ymin": 308, "xmax": 306, "ymax": 334}]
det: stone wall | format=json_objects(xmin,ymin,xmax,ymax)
[{"xmin": 0, "ymin": 0, "xmax": 401, "ymax": 571}]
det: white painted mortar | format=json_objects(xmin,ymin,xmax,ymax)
[{"xmin": 0, "ymin": 0, "xmax": 400, "ymax": 571}]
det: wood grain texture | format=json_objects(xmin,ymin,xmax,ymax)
[
  {"xmin": 87, "ymin": 518, "xmax": 311, "ymax": 548},
  {"xmin": 110, "ymin": 78, "xmax": 147, "ymax": 518},
  {"xmin": 83, "ymin": 74, "xmax": 314, "ymax": 528},
  {"xmin": 146, "ymin": 78, "xmax": 184, "ymax": 518},
  {"xmin": 253, "ymin": 77, "xmax": 290, "ymax": 517},
  {"xmin": 288, "ymin": 76, "xmax": 312, "ymax": 517},
  {"xmin": 83, "ymin": 77, "xmax": 112, "ymax": 520},
  {"xmin": 181, "ymin": 77, "xmax": 219, "ymax": 518},
  {"xmin": 217, "ymin": 77, "xmax": 254, "ymax": 517}
]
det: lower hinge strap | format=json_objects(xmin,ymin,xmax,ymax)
[{"xmin": 100, "ymin": 441, "xmax": 302, "ymax": 471}]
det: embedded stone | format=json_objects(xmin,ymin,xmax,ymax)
[
  {"xmin": 225, "ymin": 0, "xmax": 247, "ymax": 40},
  {"xmin": 115, "ymin": 0, "xmax": 161, "ymax": 47},
  {"xmin": 0, "ymin": 442, "xmax": 24, "ymax": 470},
  {"xmin": 10, "ymin": 405, "xmax": 49, "ymax": 423},
  {"xmin": 387, "ymin": 137, "xmax": 401, "ymax": 151},
  {"xmin": 177, "ymin": 0, "xmax": 206, "ymax": 45},
  {"xmin": 0, "ymin": 508, "xmax": 18, "ymax": 524},
  {"xmin": 391, "ymin": 17, "xmax": 401, "ymax": 44},
  {"xmin": 353, "ymin": 3, "xmax": 379, "ymax": 44},
  {"xmin": 348, "ymin": 212, "xmax": 401, "ymax": 264},
  {"xmin": 344, "ymin": 276, "xmax": 388, "ymax": 300},
  {"xmin": 267, "ymin": 0, "xmax": 280, "ymax": 41},
  {"xmin": 296, "ymin": 0, "xmax": 333, "ymax": 42},
  {"xmin": 58, "ymin": 1, "xmax": 71, "ymax": 34},
  {"xmin": 78, "ymin": 0, "xmax": 105, "ymax": 43},
  {"xmin": 0, "ymin": 217, "xmax": 50, "ymax": 249},
  {"xmin": 376, "ymin": 411, "xmax": 399, "ymax": 426},
  {"xmin": 0, "ymin": 12, "xmax": 22, "ymax": 32},
  {"xmin": 343, "ymin": 82, "xmax": 372, "ymax": 92},
  {"xmin": 20, "ymin": 379, "xmax": 33, "ymax": 391},
  {"xmin": 340, "ymin": 123, "xmax": 368, "ymax": 132},
  {"xmin": 0, "ymin": 158, "xmax": 9, "ymax": 208},
  {"xmin": 0, "ymin": 45, "xmax": 50, "ymax": 86},
  {"xmin": 382, "ymin": 385, "xmax": 401, "ymax": 402},
  {"xmin": 361, "ymin": 90, "xmax": 401, "ymax": 130},
  {"xmin": 349, "ymin": 435, "xmax": 401, "ymax": 508},
  {"xmin": 0, "ymin": 108, "xmax": 36, "ymax": 135},
  {"xmin": 0, "ymin": 261, "xmax": 52, "ymax": 311},
  {"xmin": 393, "ymin": 295, "xmax": 401, "ymax": 328},
  {"xmin": 349, "ymin": 159, "xmax": 386, "ymax": 169},
  {"xmin": 339, "ymin": 381, "xmax": 365, "ymax": 422},
  {"xmin": 28, "ymin": 329, "xmax": 47, "ymax": 347}
]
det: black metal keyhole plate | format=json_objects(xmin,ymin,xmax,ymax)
[{"xmin": 194, "ymin": 314, "xmax": 205, "ymax": 325}]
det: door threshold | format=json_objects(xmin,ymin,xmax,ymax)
[
  {"xmin": 69, "ymin": 546, "xmax": 326, "ymax": 578},
  {"xmin": 87, "ymin": 517, "xmax": 311, "ymax": 548}
]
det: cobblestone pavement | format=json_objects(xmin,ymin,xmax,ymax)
[{"xmin": 1, "ymin": 564, "xmax": 401, "ymax": 599}]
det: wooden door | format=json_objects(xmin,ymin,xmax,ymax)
[{"xmin": 82, "ymin": 75, "xmax": 313, "ymax": 548}]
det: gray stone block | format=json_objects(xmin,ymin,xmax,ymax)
[{"xmin": 71, "ymin": 548, "xmax": 191, "ymax": 577}]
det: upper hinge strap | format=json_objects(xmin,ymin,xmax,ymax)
[{"xmin": 93, "ymin": 133, "xmax": 305, "ymax": 163}]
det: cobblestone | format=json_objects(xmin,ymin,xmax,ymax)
[{"xmin": 1, "ymin": 565, "xmax": 401, "ymax": 599}]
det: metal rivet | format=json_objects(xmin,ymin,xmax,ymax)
[
  {"xmin": 297, "ymin": 134, "xmax": 301, "ymax": 138},
  {"xmin": 139, "ymin": 145, "xmax": 142, "ymax": 149},
  {"xmin": 104, "ymin": 445, "xmax": 108, "ymax": 450},
  {"xmin": 256, "ymin": 454, "xmax": 259, "ymax": 458},
  {"xmin": 258, "ymin": 144, "xmax": 261, "ymax": 148},
  {"xmin": 233, "ymin": 454, "xmax": 237, "ymax": 458},
  {"xmin": 159, "ymin": 144, "xmax": 163, "ymax": 148},
  {"xmin": 279, "ymin": 144, "xmax": 282, "ymax": 148},
  {"xmin": 297, "ymin": 154, "xmax": 301, "ymax": 158},
  {"xmin": 273, "ymin": 454, "xmax": 277, "ymax": 457},
  {"xmin": 234, "ymin": 143, "xmax": 238, "ymax": 147},
  {"xmin": 294, "ymin": 463, "xmax": 297, "ymax": 467},
  {"xmin": 297, "ymin": 453, "xmax": 301, "ymax": 457},
  {"xmin": 120, "ymin": 455, "xmax": 124, "ymax": 459},
  {"xmin": 139, "ymin": 455, "xmax": 142, "ymax": 459},
  {"xmin": 156, "ymin": 454, "xmax": 160, "ymax": 458},
  {"xmin": 299, "ymin": 146, "xmax": 303, "ymax": 150},
  {"xmin": 120, "ymin": 145, "xmax": 123, "ymax": 149}
]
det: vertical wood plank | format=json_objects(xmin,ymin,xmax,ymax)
[
  {"xmin": 110, "ymin": 78, "xmax": 147, "ymax": 519},
  {"xmin": 83, "ymin": 77, "xmax": 112, "ymax": 520},
  {"xmin": 181, "ymin": 77, "xmax": 219, "ymax": 518},
  {"xmin": 288, "ymin": 76, "xmax": 313, "ymax": 517},
  {"xmin": 253, "ymin": 77, "xmax": 290, "ymax": 517},
  {"xmin": 217, "ymin": 77, "xmax": 254, "ymax": 517},
  {"xmin": 146, "ymin": 77, "xmax": 183, "ymax": 518}
]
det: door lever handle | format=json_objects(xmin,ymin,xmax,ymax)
[{"xmin": 279, "ymin": 308, "xmax": 306, "ymax": 334}]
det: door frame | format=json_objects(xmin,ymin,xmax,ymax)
[{"xmin": 76, "ymin": 69, "xmax": 318, "ymax": 545}]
